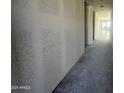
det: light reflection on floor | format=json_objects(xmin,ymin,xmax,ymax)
[{"xmin": 95, "ymin": 30, "xmax": 111, "ymax": 42}]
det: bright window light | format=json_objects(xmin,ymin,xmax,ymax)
[{"xmin": 102, "ymin": 20, "xmax": 111, "ymax": 32}]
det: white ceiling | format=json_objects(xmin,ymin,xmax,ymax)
[{"xmin": 85, "ymin": 0, "xmax": 113, "ymax": 12}]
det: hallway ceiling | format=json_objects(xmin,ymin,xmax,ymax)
[{"xmin": 85, "ymin": 0, "xmax": 113, "ymax": 12}]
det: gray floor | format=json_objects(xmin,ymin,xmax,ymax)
[{"xmin": 53, "ymin": 40, "xmax": 113, "ymax": 93}]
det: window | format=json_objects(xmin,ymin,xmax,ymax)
[{"xmin": 101, "ymin": 20, "xmax": 111, "ymax": 32}]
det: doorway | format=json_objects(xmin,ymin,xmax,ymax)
[
  {"xmin": 84, "ymin": 1, "xmax": 88, "ymax": 48},
  {"xmin": 93, "ymin": 11, "xmax": 95, "ymax": 40}
]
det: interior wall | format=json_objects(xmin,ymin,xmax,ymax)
[
  {"xmin": 86, "ymin": 6, "xmax": 94, "ymax": 45},
  {"xmin": 110, "ymin": 9, "xmax": 113, "ymax": 43},
  {"xmin": 11, "ymin": 0, "xmax": 85, "ymax": 93}
]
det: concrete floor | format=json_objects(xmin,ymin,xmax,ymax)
[{"xmin": 53, "ymin": 40, "xmax": 113, "ymax": 93}]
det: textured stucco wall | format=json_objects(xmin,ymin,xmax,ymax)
[
  {"xmin": 11, "ymin": 0, "xmax": 85, "ymax": 93},
  {"xmin": 86, "ymin": 6, "xmax": 93, "ymax": 45}
]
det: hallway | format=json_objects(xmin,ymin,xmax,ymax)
[
  {"xmin": 11, "ymin": 0, "xmax": 113, "ymax": 93},
  {"xmin": 53, "ymin": 40, "xmax": 113, "ymax": 93}
]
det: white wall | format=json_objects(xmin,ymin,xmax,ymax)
[
  {"xmin": 86, "ymin": 6, "xmax": 94, "ymax": 45},
  {"xmin": 12, "ymin": 0, "xmax": 85, "ymax": 93}
]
